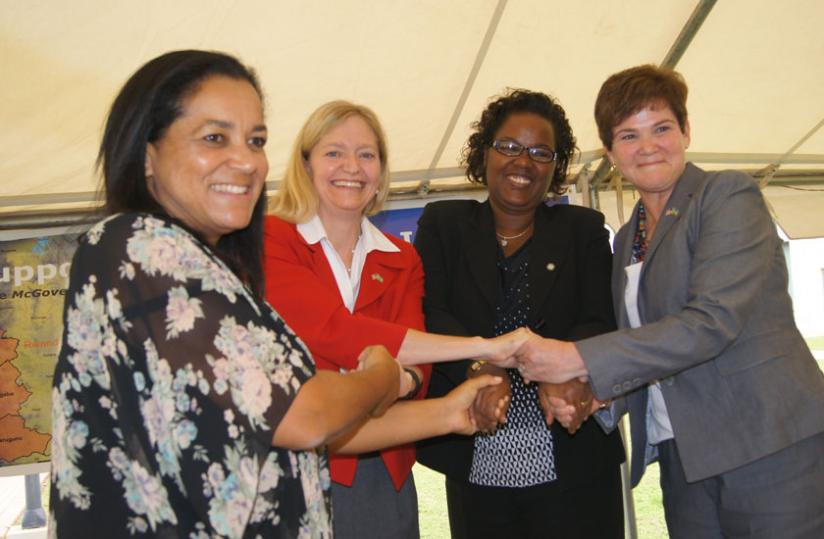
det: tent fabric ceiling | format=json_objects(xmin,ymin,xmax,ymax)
[{"xmin": 2, "ymin": 0, "xmax": 823, "ymax": 236}]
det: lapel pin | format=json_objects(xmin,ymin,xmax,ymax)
[
  {"xmin": 665, "ymin": 207, "xmax": 680, "ymax": 217},
  {"xmin": 371, "ymin": 273, "xmax": 384, "ymax": 283},
  {"xmin": 546, "ymin": 263, "xmax": 556, "ymax": 271}
]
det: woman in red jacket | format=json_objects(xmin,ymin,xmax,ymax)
[{"xmin": 264, "ymin": 100, "xmax": 524, "ymax": 538}]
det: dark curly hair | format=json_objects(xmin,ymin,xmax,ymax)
[{"xmin": 463, "ymin": 89, "xmax": 577, "ymax": 196}]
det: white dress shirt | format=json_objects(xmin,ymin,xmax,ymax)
[
  {"xmin": 624, "ymin": 261, "xmax": 675, "ymax": 462},
  {"xmin": 297, "ymin": 214, "xmax": 400, "ymax": 313}
]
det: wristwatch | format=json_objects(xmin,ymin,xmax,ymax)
[{"xmin": 400, "ymin": 367, "xmax": 422, "ymax": 400}]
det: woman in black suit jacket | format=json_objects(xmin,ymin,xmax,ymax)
[{"xmin": 415, "ymin": 90, "xmax": 625, "ymax": 538}]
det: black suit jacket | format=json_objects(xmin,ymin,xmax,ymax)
[{"xmin": 414, "ymin": 199, "xmax": 625, "ymax": 489}]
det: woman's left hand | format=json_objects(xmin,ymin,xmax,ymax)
[{"xmin": 443, "ymin": 375, "xmax": 506, "ymax": 435}]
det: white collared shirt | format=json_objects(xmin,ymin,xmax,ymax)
[
  {"xmin": 624, "ymin": 262, "xmax": 675, "ymax": 454},
  {"xmin": 297, "ymin": 214, "xmax": 400, "ymax": 313}
]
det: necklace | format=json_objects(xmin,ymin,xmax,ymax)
[
  {"xmin": 632, "ymin": 202, "xmax": 647, "ymax": 263},
  {"xmin": 495, "ymin": 226, "xmax": 531, "ymax": 247},
  {"xmin": 344, "ymin": 235, "xmax": 360, "ymax": 276}
]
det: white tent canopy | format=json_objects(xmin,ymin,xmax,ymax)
[{"xmin": 2, "ymin": 0, "xmax": 823, "ymax": 236}]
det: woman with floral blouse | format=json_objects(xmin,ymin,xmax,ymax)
[{"xmin": 50, "ymin": 50, "xmax": 501, "ymax": 538}]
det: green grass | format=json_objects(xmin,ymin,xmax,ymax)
[
  {"xmin": 631, "ymin": 462, "xmax": 668, "ymax": 538},
  {"xmin": 805, "ymin": 336, "xmax": 824, "ymax": 373},
  {"xmin": 414, "ymin": 464, "xmax": 450, "ymax": 538},
  {"xmin": 806, "ymin": 336, "xmax": 824, "ymax": 351}
]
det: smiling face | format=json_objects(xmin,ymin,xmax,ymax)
[
  {"xmin": 485, "ymin": 112, "xmax": 556, "ymax": 217},
  {"xmin": 306, "ymin": 114, "xmax": 383, "ymax": 223},
  {"xmin": 606, "ymin": 103, "xmax": 690, "ymax": 203},
  {"xmin": 144, "ymin": 75, "xmax": 268, "ymax": 246}
]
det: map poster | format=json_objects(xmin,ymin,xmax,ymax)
[{"xmin": 0, "ymin": 232, "xmax": 80, "ymax": 474}]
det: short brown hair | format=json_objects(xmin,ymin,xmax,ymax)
[{"xmin": 594, "ymin": 64, "xmax": 688, "ymax": 150}]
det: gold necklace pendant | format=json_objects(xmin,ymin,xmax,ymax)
[{"xmin": 496, "ymin": 226, "xmax": 530, "ymax": 247}]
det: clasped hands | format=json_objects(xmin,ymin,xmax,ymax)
[
  {"xmin": 472, "ymin": 328, "xmax": 604, "ymax": 434},
  {"xmin": 354, "ymin": 330, "xmax": 605, "ymax": 436}
]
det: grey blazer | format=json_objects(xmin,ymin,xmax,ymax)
[{"xmin": 577, "ymin": 163, "xmax": 824, "ymax": 486}]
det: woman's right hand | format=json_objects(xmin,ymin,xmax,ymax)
[
  {"xmin": 480, "ymin": 327, "xmax": 532, "ymax": 367},
  {"xmin": 536, "ymin": 379, "xmax": 594, "ymax": 433},
  {"xmin": 442, "ymin": 374, "xmax": 507, "ymax": 435},
  {"xmin": 467, "ymin": 363, "xmax": 511, "ymax": 433},
  {"xmin": 356, "ymin": 345, "xmax": 401, "ymax": 417}
]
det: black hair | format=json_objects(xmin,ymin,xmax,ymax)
[
  {"xmin": 97, "ymin": 49, "xmax": 266, "ymax": 298},
  {"xmin": 463, "ymin": 89, "xmax": 576, "ymax": 195}
]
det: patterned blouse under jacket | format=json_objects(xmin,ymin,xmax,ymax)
[{"xmin": 49, "ymin": 213, "xmax": 332, "ymax": 539}]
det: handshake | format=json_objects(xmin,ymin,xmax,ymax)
[{"xmin": 467, "ymin": 327, "xmax": 605, "ymax": 435}]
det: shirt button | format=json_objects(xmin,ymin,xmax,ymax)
[{"xmin": 546, "ymin": 263, "xmax": 556, "ymax": 271}]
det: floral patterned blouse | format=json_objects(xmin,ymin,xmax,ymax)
[{"xmin": 49, "ymin": 213, "xmax": 332, "ymax": 538}]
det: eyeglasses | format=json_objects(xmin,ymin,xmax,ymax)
[{"xmin": 491, "ymin": 139, "xmax": 557, "ymax": 163}]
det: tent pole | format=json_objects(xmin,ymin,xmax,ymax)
[{"xmin": 416, "ymin": 0, "xmax": 508, "ymax": 195}]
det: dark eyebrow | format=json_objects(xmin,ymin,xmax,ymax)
[
  {"xmin": 204, "ymin": 119, "xmax": 232, "ymax": 129},
  {"xmin": 204, "ymin": 119, "xmax": 267, "ymax": 132},
  {"xmin": 500, "ymin": 137, "xmax": 551, "ymax": 148}
]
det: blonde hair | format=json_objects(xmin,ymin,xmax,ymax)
[{"xmin": 269, "ymin": 100, "xmax": 391, "ymax": 223}]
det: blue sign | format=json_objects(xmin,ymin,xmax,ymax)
[{"xmin": 370, "ymin": 207, "xmax": 424, "ymax": 244}]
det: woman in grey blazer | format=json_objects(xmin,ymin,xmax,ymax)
[{"xmin": 515, "ymin": 65, "xmax": 824, "ymax": 538}]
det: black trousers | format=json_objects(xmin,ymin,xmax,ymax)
[{"xmin": 445, "ymin": 464, "xmax": 624, "ymax": 539}]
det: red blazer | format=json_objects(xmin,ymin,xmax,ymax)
[{"xmin": 263, "ymin": 215, "xmax": 431, "ymax": 490}]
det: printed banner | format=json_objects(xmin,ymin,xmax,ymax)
[{"xmin": 0, "ymin": 233, "xmax": 80, "ymax": 470}]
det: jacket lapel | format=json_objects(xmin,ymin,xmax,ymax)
[
  {"xmin": 304, "ymin": 236, "xmax": 340, "ymax": 294},
  {"xmin": 643, "ymin": 163, "xmax": 699, "ymax": 267},
  {"xmin": 612, "ymin": 212, "xmax": 636, "ymax": 329},
  {"xmin": 528, "ymin": 203, "xmax": 568, "ymax": 318},
  {"xmin": 460, "ymin": 201, "xmax": 501, "ymax": 309},
  {"xmin": 354, "ymin": 248, "xmax": 404, "ymax": 312}
]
